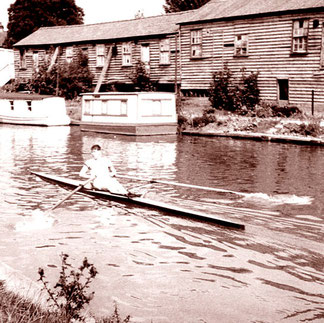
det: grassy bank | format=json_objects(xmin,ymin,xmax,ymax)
[{"xmin": 0, "ymin": 280, "xmax": 130, "ymax": 323}]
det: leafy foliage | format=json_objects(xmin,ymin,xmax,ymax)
[
  {"xmin": 208, "ymin": 65, "xmax": 260, "ymax": 113},
  {"xmin": 4, "ymin": 49, "xmax": 94, "ymax": 99},
  {"xmin": 130, "ymin": 61, "xmax": 156, "ymax": 91},
  {"xmin": 38, "ymin": 253, "xmax": 98, "ymax": 321},
  {"xmin": 4, "ymin": 0, "xmax": 84, "ymax": 48},
  {"xmin": 164, "ymin": 0, "xmax": 210, "ymax": 13},
  {"xmin": 208, "ymin": 65, "xmax": 238, "ymax": 112}
]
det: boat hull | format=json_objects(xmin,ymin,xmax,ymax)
[{"xmin": 31, "ymin": 171, "xmax": 245, "ymax": 230}]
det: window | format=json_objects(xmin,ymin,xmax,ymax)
[
  {"xmin": 66, "ymin": 46, "xmax": 74, "ymax": 63},
  {"xmin": 234, "ymin": 35, "xmax": 248, "ymax": 56},
  {"xmin": 10, "ymin": 101, "xmax": 14, "ymax": 110},
  {"xmin": 32, "ymin": 51, "xmax": 39, "ymax": 71},
  {"xmin": 292, "ymin": 19, "xmax": 309, "ymax": 53},
  {"xmin": 27, "ymin": 101, "xmax": 32, "ymax": 111},
  {"xmin": 278, "ymin": 79, "xmax": 289, "ymax": 101},
  {"xmin": 160, "ymin": 39, "xmax": 170, "ymax": 64},
  {"xmin": 19, "ymin": 49, "xmax": 26, "ymax": 69},
  {"xmin": 122, "ymin": 43, "xmax": 132, "ymax": 66},
  {"xmin": 96, "ymin": 44, "xmax": 105, "ymax": 67},
  {"xmin": 84, "ymin": 99, "xmax": 128, "ymax": 116},
  {"xmin": 191, "ymin": 29, "xmax": 202, "ymax": 58}
]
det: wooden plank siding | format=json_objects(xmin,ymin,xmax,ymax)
[
  {"xmin": 179, "ymin": 11, "xmax": 324, "ymax": 109},
  {"xmin": 14, "ymin": 34, "xmax": 181, "ymax": 90}
]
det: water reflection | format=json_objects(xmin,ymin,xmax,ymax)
[{"xmin": 0, "ymin": 125, "xmax": 323, "ymax": 322}]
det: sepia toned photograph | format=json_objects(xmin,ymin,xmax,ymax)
[{"xmin": 0, "ymin": 0, "xmax": 323, "ymax": 322}]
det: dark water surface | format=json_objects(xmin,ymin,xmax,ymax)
[{"xmin": 0, "ymin": 124, "xmax": 323, "ymax": 322}]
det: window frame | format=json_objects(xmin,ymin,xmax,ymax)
[
  {"xmin": 96, "ymin": 44, "xmax": 105, "ymax": 67},
  {"xmin": 234, "ymin": 34, "xmax": 249, "ymax": 57},
  {"xmin": 291, "ymin": 19, "xmax": 309, "ymax": 54},
  {"xmin": 160, "ymin": 38, "xmax": 171, "ymax": 65},
  {"xmin": 66, "ymin": 46, "xmax": 74, "ymax": 63},
  {"xmin": 190, "ymin": 29, "xmax": 202, "ymax": 59},
  {"xmin": 19, "ymin": 49, "xmax": 26, "ymax": 69},
  {"xmin": 122, "ymin": 43, "xmax": 132, "ymax": 66}
]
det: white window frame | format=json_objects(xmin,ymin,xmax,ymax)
[
  {"xmin": 122, "ymin": 43, "xmax": 132, "ymax": 66},
  {"xmin": 160, "ymin": 38, "xmax": 170, "ymax": 65},
  {"xmin": 190, "ymin": 29, "xmax": 202, "ymax": 58},
  {"xmin": 32, "ymin": 51, "xmax": 39, "ymax": 70},
  {"xmin": 234, "ymin": 35, "xmax": 248, "ymax": 56},
  {"xmin": 292, "ymin": 19, "xmax": 309, "ymax": 54},
  {"xmin": 96, "ymin": 44, "xmax": 105, "ymax": 67},
  {"xmin": 19, "ymin": 49, "xmax": 26, "ymax": 69},
  {"xmin": 66, "ymin": 46, "xmax": 74, "ymax": 63}
]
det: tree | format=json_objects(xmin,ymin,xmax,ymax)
[
  {"xmin": 4, "ymin": 0, "xmax": 84, "ymax": 48},
  {"xmin": 29, "ymin": 49, "xmax": 94, "ymax": 100},
  {"xmin": 164, "ymin": 0, "xmax": 210, "ymax": 13}
]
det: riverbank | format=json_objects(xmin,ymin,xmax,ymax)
[
  {"xmin": 178, "ymin": 97, "xmax": 324, "ymax": 145},
  {"xmin": 181, "ymin": 114, "xmax": 324, "ymax": 145}
]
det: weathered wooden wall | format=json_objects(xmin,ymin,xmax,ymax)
[
  {"xmin": 179, "ymin": 11, "xmax": 324, "ymax": 110},
  {"xmin": 14, "ymin": 34, "xmax": 180, "ymax": 89}
]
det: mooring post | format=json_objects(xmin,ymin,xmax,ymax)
[{"xmin": 311, "ymin": 90, "xmax": 314, "ymax": 116}]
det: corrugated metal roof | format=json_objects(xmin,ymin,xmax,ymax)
[
  {"xmin": 15, "ymin": 11, "xmax": 193, "ymax": 47},
  {"xmin": 179, "ymin": 0, "xmax": 324, "ymax": 24}
]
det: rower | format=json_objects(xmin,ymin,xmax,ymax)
[{"xmin": 79, "ymin": 144, "xmax": 137, "ymax": 197}]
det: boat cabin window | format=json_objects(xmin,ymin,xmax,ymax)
[
  {"xmin": 10, "ymin": 101, "xmax": 14, "ymax": 110},
  {"xmin": 27, "ymin": 101, "xmax": 32, "ymax": 111}
]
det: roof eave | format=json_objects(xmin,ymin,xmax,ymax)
[
  {"xmin": 14, "ymin": 30, "xmax": 178, "ymax": 48},
  {"xmin": 178, "ymin": 6, "xmax": 324, "ymax": 26}
]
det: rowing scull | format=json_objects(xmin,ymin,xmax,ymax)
[{"xmin": 31, "ymin": 171, "xmax": 245, "ymax": 230}]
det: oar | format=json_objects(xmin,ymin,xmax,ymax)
[
  {"xmin": 116, "ymin": 174, "xmax": 248, "ymax": 197},
  {"xmin": 50, "ymin": 177, "xmax": 93, "ymax": 210}
]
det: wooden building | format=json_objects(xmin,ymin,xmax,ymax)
[
  {"xmin": 178, "ymin": 0, "xmax": 324, "ymax": 111},
  {"xmin": 13, "ymin": 11, "xmax": 192, "ymax": 92}
]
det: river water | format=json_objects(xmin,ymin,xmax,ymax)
[{"xmin": 0, "ymin": 124, "xmax": 323, "ymax": 322}]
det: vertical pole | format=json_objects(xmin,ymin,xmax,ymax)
[
  {"xmin": 311, "ymin": 90, "xmax": 314, "ymax": 116},
  {"xmin": 175, "ymin": 33, "xmax": 178, "ymax": 95}
]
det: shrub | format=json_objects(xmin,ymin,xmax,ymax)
[
  {"xmin": 208, "ymin": 65, "xmax": 238, "ymax": 112},
  {"xmin": 192, "ymin": 113, "xmax": 216, "ymax": 128},
  {"xmin": 208, "ymin": 65, "xmax": 260, "ymax": 113},
  {"xmin": 239, "ymin": 69, "xmax": 260, "ymax": 109},
  {"xmin": 130, "ymin": 61, "xmax": 156, "ymax": 91},
  {"xmin": 3, "ymin": 49, "xmax": 94, "ymax": 100},
  {"xmin": 38, "ymin": 253, "xmax": 98, "ymax": 321}
]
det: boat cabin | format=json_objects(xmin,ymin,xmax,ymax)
[
  {"xmin": 0, "ymin": 93, "xmax": 70, "ymax": 126},
  {"xmin": 80, "ymin": 92, "xmax": 177, "ymax": 135}
]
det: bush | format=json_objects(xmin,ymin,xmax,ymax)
[
  {"xmin": 130, "ymin": 61, "xmax": 156, "ymax": 91},
  {"xmin": 38, "ymin": 253, "xmax": 98, "ymax": 321},
  {"xmin": 208, "ymin": 65, "xmax": 260, "ymax": 113},
  {"xmin": 192, "ymin": 113, "xmax": 216, "ymax": 128},
  {"xmin": 239, "ymin": 69, "xmax": 260, "ymax": 109},
  {"xmin": 208, "ymin": 65, "xmax": 238, "ymax": 112},
  {"xmin": 283, "ymin": 121, "xmax": 322, "ymax": 137},
  {"xmin": 3, "ymin": 49, "xmax": 94, "ymax": 100}
]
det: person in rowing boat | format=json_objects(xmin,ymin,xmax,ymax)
[{"xmin": 79, "ymin": 144, "xmax": 136, "ymax": 197}]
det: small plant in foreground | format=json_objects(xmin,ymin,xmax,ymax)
[{"xmin": 38, "ymin": 253, "xmax": 98, "ymax": 321}]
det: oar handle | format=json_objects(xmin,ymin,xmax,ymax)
[{"xmin": 50, "ymin": 177, "xmax": 93, "ymax": 211}]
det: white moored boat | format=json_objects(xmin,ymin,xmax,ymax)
[{"xmin": 0, "ymin": 93, "xmax": 70, "ymax": 126}]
